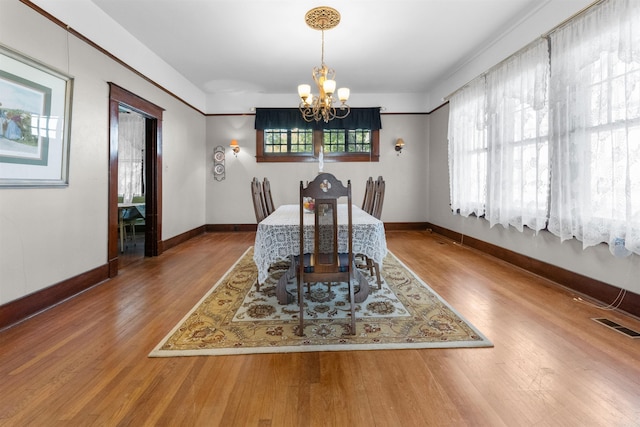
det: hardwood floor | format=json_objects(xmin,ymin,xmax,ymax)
[
  {"xmin": 118, "ymin": 227, "xmax": 145, "ymax": 269},
  {"xmin": 1, "ymin": 231, "xmax": 639, "ymax": 426}
]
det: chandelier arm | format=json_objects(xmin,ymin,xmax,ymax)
[{"xmin": 334, "ymin": 105, "xmax": 350, "ymax": 120}]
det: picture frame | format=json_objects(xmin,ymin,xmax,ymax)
[{"xmin": 0, "ymin": 44, "xmax": 73, "ymax": 187}]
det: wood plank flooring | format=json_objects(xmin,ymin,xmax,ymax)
[{"xmin": 1, "ymin": 230, "xmax": 639, "ymax": 426}]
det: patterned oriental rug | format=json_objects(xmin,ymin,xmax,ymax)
[{"xmin": 149, "ymin": 247, "xmax": 492, "ymax": 357}]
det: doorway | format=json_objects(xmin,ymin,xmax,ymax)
[
  {"xmin": 107, "ymin": 83, "xmax": 164, "ymax": 277},
  {"xmin": 118, "ymin": 107, "xmax": 145, "ymax": 266}
]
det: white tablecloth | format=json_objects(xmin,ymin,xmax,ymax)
[{"xmin": 253, "ymin": 204, "xmax": 388, "ymax": 283}]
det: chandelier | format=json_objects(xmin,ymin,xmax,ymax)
[{"xmin": 297, "ymin": 6, "xmax": 350, "ymax": 123}]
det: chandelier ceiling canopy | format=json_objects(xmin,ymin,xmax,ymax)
[{"xmin": 297, "ymin": 6, "xmax": 350, "ymax": 123}]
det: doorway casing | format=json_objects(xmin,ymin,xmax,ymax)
[{"xmin": 108, "ymin": 83, "xmax": 164, "ymax": 277}]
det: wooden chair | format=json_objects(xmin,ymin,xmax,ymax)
[
  {"xmin": 262, "ymin": 177, "xmax": 275, "ymax": 215},
  {"xmin": 297, "ymin": 173, "xmax": 355, "ymax": 336},
  {"xmin": 371, "ymin": 176, "xmax": 385, "ymax": 220},
  {"xmin": 362, "ymin": 176, "xmax": 375, "ymax": 214},
  {"xmin": 252, "ymin": 178, "xmax": 270, "ymax": 291},
  {"xmin": 356, "ymin": 176, "xmax": 385, "ymax": 289},
  {"xmin": 251, "ymin": 177, "xmax": 268, "ymax": 223}
]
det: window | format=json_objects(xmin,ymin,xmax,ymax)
[
  {"xmin": 264, "ymin": 129, "xmax": 313, "ymax": 154},
  {"xmin": 581, "ymin": 53, "xmax": 640, "ymax": 225},
  {"xmin": 323, "ymin": 129, "xmax": 372, "ymax": 153},
  {"xmin": 448, "ymin": 78, "xmax": 488, "ymax": 218},
  {"xmin": 255, "ymin": 108, "xmax": 381, "ymax": 162},
  {"xmin": 448, "ymin": 0, "xmax": 640, "ymax": 256},
  {"xmin": 118, "ymin": 111, "xmax": 146, "ymax": 202},
  {"xmin": 449, "ymin": 38, "xmax": 549, "ymax": 232},
  {"xmin": 548, "ymin": 0, "xmax": 640, "ymax": 255}
]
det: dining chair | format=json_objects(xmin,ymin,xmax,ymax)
[
  {"xmin": 119, "ymin": 206, "xmax": 142, "ymax": 252},
  {"xmin": 362, "ymin": 176, "xmax": 375, "ymax": 214},
  {"xmin": 129, "ymin": 195, "xmax": 146, "ymax": 241},
  {"xmin": 371, "ymin": 175, "xmax": 385, "ymax": 220},
  {"xmin": 297, "ymin": 172, "xmax": 355, "ymax": 336},
  {"xmin": 118, "ymin": 207, "xmax": 127, "ymax": 253},
  {"xmin": 251, "ymin": 177, "xmax": 268, "ymax": 223},
  {"xmin": 356, "ymin": 175, "xmax": 385, "ymax": 288},
  {"xmin": 262, "ymin": 177, "xmax": 275, "ymax": 215}
]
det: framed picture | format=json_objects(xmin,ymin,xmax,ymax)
[{"xmin": 0, "ymin": 44, "xmax": 73, "ymax": 187}]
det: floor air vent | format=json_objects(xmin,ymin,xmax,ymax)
[{"xmin": 592, "ymin": 318, "xmax": 640, "ymax": 338}]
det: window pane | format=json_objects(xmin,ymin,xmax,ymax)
[
  {"xmin": 323, "ymin": 129, "xmax": 345, "ymax": 152},
  {"xmin": 323, "ymin": 129, "xmax": 371, "ymax": 153},
  {"xmin": 290, "ymin": 128, "xmax": 313, "ymax": 152},
  {"xmin": 264, "ymin": 129, "xmax": 313, "ymax": 153}
]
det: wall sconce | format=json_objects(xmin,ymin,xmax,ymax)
[
  {"xmin": 395, "ymin": 138, "xmax": 405, "ymax": 154},
  {"xmin": 230, "ymin": 139, "xmax": 240, "ymax": 157}
]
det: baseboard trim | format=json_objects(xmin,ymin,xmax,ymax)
[
  {"xmin": 162, "ymin": 225, "xmax": 206, "ymax": 252},
  {"xmin": 206, "ymin": 224, "xmax": 258, "ymax": 232},
  {"xmin": 0, "ymin": 264, "xmax": 110, "ymax": 331},
  {"xmin": 384, "ymin": 222, "xmax": 430, "ymax": 231},
  {"xmin": 426, "ymin": 223, "xmax": 640, "ymax": 319}
]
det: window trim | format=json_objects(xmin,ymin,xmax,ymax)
[{"xmin": 256, "ymin": 129, "xmax": 380, "ymax": 163}]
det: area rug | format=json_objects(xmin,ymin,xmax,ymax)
[{"xmin": 149, "ymin": 247, "xmax": 492, "ymax": 357}]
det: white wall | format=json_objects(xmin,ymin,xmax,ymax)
[
  {"xmin": 30, "ymin": 0, "xmax": 207, "ymax": 112},
  {"xmin": 205, "ymin": 114, "xmax": 429, "ymax": 224},
  {"xmin": 428, "ymin": 104, "xmax": 640, "ymax": 295},
  {"xmin": 0, "ymin": 1, "xmax": 206, "ymax": 305},
  {"xmin": 426, "ymin": 0, "xmax": 594, "ymax": 111}
]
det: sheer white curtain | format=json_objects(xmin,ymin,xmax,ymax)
[
  {"xmin": 118, "ymin": 113, "xmax": 145, "ymax": 203},
  {"xmin": 448, "ymin": 39, "xmax": 549, "ymax": 231},
  {"xmin": 548, "ymin": 0, "xmax": 640, "ymax": 256},
  {"xmin": 448, "ymin": 77, "xmax": 487, "ymax": 218},
  {"xmin": 485, "ymin": 39, "xmax": 550, "ymax": 231}
]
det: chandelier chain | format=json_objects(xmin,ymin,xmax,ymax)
[{"xmin": 321, "ymin": 30, "xmax": 325, "ymax": 64}]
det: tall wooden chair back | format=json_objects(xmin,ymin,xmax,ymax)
[
  {"xmin": 297, "ymin": 172, "xmax": 355, "ymax": 336},
  {"xmin": 371, "ymin": 176, "xmax": 386, "ymax": 220},
  {"xmin": 251, "ymin": 177, "xmax": 268, "ymax": 223},
  {"xmin": 362, "ymin": 176, "xmax": 375, "ymax": 215},
  {"xmin": 262, "ymin": 177, "xmax": 275, "ymax": 215}
]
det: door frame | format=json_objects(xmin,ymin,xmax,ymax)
[{"xmin": 108, "ymin": 83, "xmax": 164, "ymax": 277}]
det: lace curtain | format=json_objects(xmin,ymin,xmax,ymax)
[
  {"xmin": 548, "ymin": 0, "xmax": 640, "ymax": 256},
  {"xmin": 448, "ymin": 39, "xmax": 550, "ymax": 231},
  {"xmin": 485, "ymin": 39, "xmax": 550, "ymax": 231},
  {"xmin": 118, "ymin": 113, "xmax": 145, "ymax": 203},
  {"xmin": 448, "ymin": 77, "xmax": 487, "ymax": 218}
]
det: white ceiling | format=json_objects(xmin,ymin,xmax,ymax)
[
  {"xmin": 30, "ymin": 0, "xmax": 594, "ymax": 112},
  {"xmin": 89, "ymin": 0, "xmax": 541, "ymax": 95}
]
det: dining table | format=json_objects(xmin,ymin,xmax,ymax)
[{"xmin": 253, "ymin": 203, "xmax": 388, "ymax": 304}]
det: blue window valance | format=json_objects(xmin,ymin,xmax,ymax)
[{"xmin": 255, "ymin": 107, "xmax": 382, "ymax": 131}]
